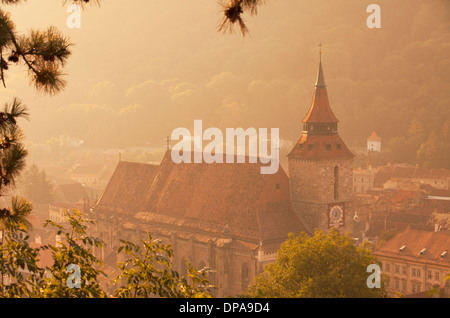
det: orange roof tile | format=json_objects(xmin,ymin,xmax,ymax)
[
  {"xmin": 302, "ymin": 86, "xmax": 339, "ymax": 123},
  {"xmin": 95, "ymin": 161, "xmax": 159, "ymax": 215},
  {"xmin": 56, "ymin": 183, "xmax": 88, "ymax": 203},
  {"xmin": 393, "ymin": 189, "xmax": 422, "ymax": 203},
  {"xmin": 367, "ymin": 131, "xmax": 381, "ymax": 141},
  {"xmin": 374, "ymin": 228, "xmax": 450, "ymax": 267},
  {"xmin": 96, "ymin": 152, "xmax": 311, "ymax": 243}
]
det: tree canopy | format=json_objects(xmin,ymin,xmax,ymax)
[{"xmin": 243, "ymin": 229, "xmax": 387, "ymax": 298}]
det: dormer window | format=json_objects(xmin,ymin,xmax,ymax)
[{"xmin": 308, "ymin": 144, "xmax": 314, "ymax": 150}]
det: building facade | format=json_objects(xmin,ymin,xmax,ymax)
[
  {"xmin": 374, "ymin": 228, "xmax": 450, "ymax": 296},
  {"xmin": 92, "ymin": 53, "xmax": 358, "ymax": 296},
  {"xmin": 93, "ymin": 157, "xmax": 310, "ymax": 297},
  {"xmin": 367, "ymin": 131, "xmax": 381, "ymax": 152}
]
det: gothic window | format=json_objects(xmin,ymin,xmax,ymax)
[
  {"xmin": 334, "ymin": 166, "xmax": 339, "ymax": 200},
  {"xmin": 241, "ymin": 263, "xmax": 249, "ymax": 291}
]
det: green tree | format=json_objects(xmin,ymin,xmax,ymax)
[
  {"xmin": 0, "ymin": 197, "xmax": 46, "ymax": 297},
  {"xmin": 0, "ymin": 0, "xmax": 99, "ymax": 298},
  {"xmin": 41, "ymin": 209, "xmax": 107, "ymax": 298},
  {"xmin": 0, "ymin": 0, "xmax": 100, "ymax": 94},
  {"xmin": 0, "ymin": 98, "xmax": 37, "ymax": 297},
  {"xmin": 384, "ymin": 136, "xmax": 417, "ymax": 164},
  {"xmin": 20, "ymin": 164, "xmax": 53, "ymax": 205},
  {"xmin": 243, "ymin": 229, "xmax": 387, "ymax": 298},
  {"xmin": 417, "ymin": 130, "xmax": 450, "ymax": 169},
  {"xmin": 407, "ymin": 117, "xmax": 426, "ymax": 146},
  {"xmin": 114, "ymin": 233, "xmax": 214, "ymax": 298},
  {"xmin": 2, "ymin": 206, "xmax": 214, "ymax": 298}
]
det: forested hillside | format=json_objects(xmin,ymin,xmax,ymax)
[{"xmin": 5, "ymin": 0, "xmax": 450, "ymax": 168}]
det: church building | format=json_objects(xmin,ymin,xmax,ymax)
[
  {"xmin": 288, "ymin": 50, "xmax": 354, "ymax": 233},
  {"xmin": 92, "ymin": 51, "xmax": 354, "ymax": 296}
]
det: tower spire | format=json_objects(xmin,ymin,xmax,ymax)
[
  {"xmin": 316, "ymin": 42, "xmax": 326, "ymax": 88},
  {"xmin": 319, "ymin": 42, "xmax": 322, "ymax": 62}
]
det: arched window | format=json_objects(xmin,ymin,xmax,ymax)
[
  {"xmin": 241, "ymin": 263, "xmax": 249, "ymax": 291},
  {"xmin": 334, "ymin": 166, "xmax": 339, "ymax": 200}
]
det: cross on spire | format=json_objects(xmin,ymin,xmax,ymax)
[
  {"xmin": 315, "ymin": 42, "xmax": 326, "ymax": 88},
  {"xmin": 318, "ymin": 42, "xmax": 323, "ymax": 62}
]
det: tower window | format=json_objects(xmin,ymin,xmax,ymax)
[
  {"xmin": 242, "ymin": 263, "xmax": 249, "ymax": 291},
  {"xmin": 334, "ymin": 166, "xmax": 339, "ymax": 200}
]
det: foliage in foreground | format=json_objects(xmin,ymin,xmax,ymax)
[
  {"xmin": 0, "ymin": 209, "xmax": 214, "ymax": 298},
  {"xmin": 243, "ymin": 229, "xmax": 388, "ymax": 298},
  {"xmin": 114, "ymin": 233, "xmax": 214, "ymax": 298}
]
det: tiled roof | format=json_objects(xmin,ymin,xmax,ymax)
[
  {"xmin": 95, "ymin": 161, "xmax": 159, "ymax": 215},
  {"xmin": 374, "ymin": 228, "xmax": 450, "ymax": 266},
  {"xmin": 71, "ymin": 164, "xmax": 102, "ymax": 175},
  {"xmin": 393, "ymin": 189, "xmax": 422, "ymax": 203},
  {"xmin": 373, "ymin": 164, "xmax": 450, "ymax": 189},
  {"xmin": 373, "ymin": 166, "xmax": 395, "ymax": 188},
  {"xmin": 414, "ymin": 168, "xmax": 450, "ymax": 179},
  {"xmin": 367, "ymin": 131, "xmax": 381, "ymax": 141},
  {"xmin": 302, "ymin": 86, "xmax": 339, "ymax": 123},
  {"xmin": 386, "ymin": 209, "xmax": 433, "ymax": 225},
  {"xmin": 287, "ymin": 134, "xmax": 354, "ymax": 160},
  {"xmin": 56, "ymin": 183, "xmax": 88, "ymax": 203},
  {"xmin": 96, "ymin": 152, "xmax": 310, "ymax": 243},
  {"xmin": 392, "ymin": 165, "xmax": 417, "ymax": 179},
  {"xmin": 429, "ymin": 188, "xmax": 450, "ymax": 197}
]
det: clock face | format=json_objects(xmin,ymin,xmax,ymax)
[
  {"xmin": 328, "ymin": 203, "xmax": 345, "ymax": 228},
  {"xmin": 330, "ymin": 205, "xmax": 343, "ymax": 222}
]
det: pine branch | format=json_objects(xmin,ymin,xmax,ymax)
[
  {"xmin": 0, "ymin": 1, "xmax": 101, "ymax": 94},
  {"xmin": 218, "ymin": 0, "xmax": 265, "ymax": 36}
]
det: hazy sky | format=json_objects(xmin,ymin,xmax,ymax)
[{"xmin": 3, "ymin": 0, "xmax": 450, "ymax": 150}]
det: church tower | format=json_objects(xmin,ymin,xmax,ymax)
[{"xmin": 288, "ymin": 47, "xmax": 354, "ymax": 233}]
